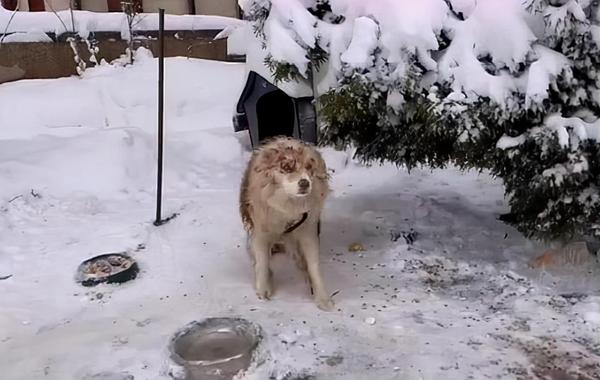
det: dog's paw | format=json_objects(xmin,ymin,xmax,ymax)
[
  {"xmin": 315, "ymin": 296, "xmax": 335, "ymax": 311},
  {"xmin": 255, "ymin": 281, "xmax": 273, "ymax": 300}
]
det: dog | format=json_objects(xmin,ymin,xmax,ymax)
[{"xmin": 239, "ymin": 136, "xmax": 334, "ymax": 311}]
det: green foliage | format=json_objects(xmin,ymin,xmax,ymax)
[
  {"xmin": 265, "ymin": 45, "xmax": 329, "ymax": 84},
  {"xmin": 319, "ymin": 79, "xmax": 449, "ymax": 170},
  {"xmin": 252, "ymin": 0, "xmax": 600, "ymax": 241}
]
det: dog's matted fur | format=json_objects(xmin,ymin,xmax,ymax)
[{"xmin": 239, "ymin": 136, "xmax": 334, "ymax": 310}]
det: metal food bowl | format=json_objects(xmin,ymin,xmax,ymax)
[
  {"xmin": 169, "ymin": 318, "xmax": 264, "ymax": 380},
  {"xmin": 75, "ymin": 253, "xmax": 139, "ymax": 287}
]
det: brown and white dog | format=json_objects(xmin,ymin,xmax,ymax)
[{"xmin": 239, "ymin": 136, "xmax": 334, "ymax": 311}]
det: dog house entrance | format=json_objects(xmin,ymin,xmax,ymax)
[
  {"xmin": 256, "ymin": 89, "xmax": 295, "ymax": 141},
  {"xmin": 233, "ymin": 71, "xmax": 317, "ymax": 147}
]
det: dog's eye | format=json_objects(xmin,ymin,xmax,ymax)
[
  {"xmin": 305, "ymin": 163, "xmax": 313, "ymax": 171},
  {"xmin": 281, "ymin": 161, "xmax": 294, "ymax": 173}
]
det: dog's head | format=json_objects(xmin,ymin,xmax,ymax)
[{"xmin": 255, "ymin": 137, "xmax": 329, "ymax": 198}]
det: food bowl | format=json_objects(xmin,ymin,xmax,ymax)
[
  {"xmin": 76, "ymin": 253, "xmax": 139, "ymax": 287},
  {"xmin": 169, "ymin": 318, "xmax": 264, "ymax": 380}
]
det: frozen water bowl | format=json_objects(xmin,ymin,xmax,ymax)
[{"xmin": 170, "ymin": 318, "xmax": 264, "ymax": 380}]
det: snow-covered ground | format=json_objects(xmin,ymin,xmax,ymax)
[{"xmin": 1, "ymin": 55, "xmax": 599, "ymax": 380}]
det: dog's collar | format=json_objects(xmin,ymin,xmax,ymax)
[{"xmin": 284, "ymin": 212, "xmax": 308, "ymax": 234}]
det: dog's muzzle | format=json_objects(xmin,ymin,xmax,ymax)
[{"xmin": 297, "ymin": 178, "xmax": 310, "ymax": 195}]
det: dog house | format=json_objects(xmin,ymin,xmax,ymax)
[{"xmin": 233, "ymin": 71, "xmax": 317, "ymax": 147}]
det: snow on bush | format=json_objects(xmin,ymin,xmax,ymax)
[{"xmin": 237, "ymin": 0, "xmax": 600, "ymax": 241}]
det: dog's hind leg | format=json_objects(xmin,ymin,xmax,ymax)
[
  {"xmin": 250, "ymin": 232, "xmax": 273, "ymax": 300},
  {"xmin": 297, "ymin": 231, "xmax": 334, "ymax": 311}
]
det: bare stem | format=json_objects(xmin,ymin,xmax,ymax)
[
  {"xmin": 44, "ymin": 0, "xmax": 71, "ymax": 35},
  {"xmin": 0, "ymin": 2, "xmax": 20, "ymax": 46}
]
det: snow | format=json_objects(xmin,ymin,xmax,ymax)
[
  {"xmin": 497, "ymin": 113, "xmax": 600, "ymax": 151},
  {"xmin": 592, "ymin": 25, "xmax": 600, "ymax": 47},
  {"xmin": 230, "ymin": 0, "xmax": 316, "ymax": 98},
  {"xmin": 1, "ymin": 57, "xmax": 600, "ymax": 379},
  {"xmin": 448, "ymin": 0, "xmax": 476, "ymax": 17},
  {"xmin": 0, "ymin": 31, "xmax": 53, "ymax": 43},
  {"xmin": 545, "ymin": 113, "xmax": 600, "ymax": 148},
  {"xmin": 238, "ymin": 0, "xmax": 448, "ymax": 95},
  {"xmin": 236, "ymin": 20, "xmax": 313, "ymax": 98},
  {"xmin": 543, "ymin": 164, "xmax": 569, "ymax": 186},
  {"xmin": 461, "ymin": 0, "xmax": 535, "ymax": 71},
  {"xmin": 544, "ymin": 0, "xmax": 587, "ymax": 32},
  {"xmin": 584, "ymin": 311, "xmax": 600, "ymax": 325},
  {"xmin": 497, "ymin": 134, "xmax": 526, "ymax": 150},
  {"xmin": 236, "ymin": 0, "xmax": 600, "ymax": 125},
  {"xmin": 386, "ymin": 89, "xmax": 405, "ymax": 111},
  {"xmin": 270, "ymin": 0, "xmax": 316, "ymax": 49},
  {"xmin": 339, "ymin": 17, "xmax": 379, "ymax": 69},
  {"xmin": 264, "ymin": 11, "xmax": 311, "ymax": 74},
  {"xmin": 0, "ymin": 7, "xmax": 243, "ymax": 40},
  {"xmin": 439, "ymin": 0, "xmax": 537, "ymax": 105},
  {"xmin": 525, "ymin": 45, "xmax": 570, "ymax": 108},
  {"xmin": 318, "ymin": 0, "xmax": 448, "ymax": 78},
  {"xmin": 221, "ymin": 23, "xmax": 248, "ymax": 56},
  {"xmin": 345, "ymin": 0, "xmax": 446, "ymax": 65},
  {"xmin": 313, "ymin": 21, "xmax": 353, "ymax": 94}
]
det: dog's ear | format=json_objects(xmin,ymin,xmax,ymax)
[
  {"xmin": 313, "ymin": 154, "xmax": 329, "ymax": 180},
  {"xmin": 254, "ymin": 148, "xmax": 277, "ymax": 173},
  {"xmin": 252, "ymin": 148, "xmax": 280, "ymax": 186}
]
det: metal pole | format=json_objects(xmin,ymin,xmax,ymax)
[
  {"xmin": 187, "ymin": 0, "xmax": 196, "ymax": 14},
  {"xmin": 154, "ymin": 8, "xmax": 165, "ymax": 226}
]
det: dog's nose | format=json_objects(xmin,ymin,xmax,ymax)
[{"xmin": 298, "ymin": 178, "xmax": 310, "ymax": 190}]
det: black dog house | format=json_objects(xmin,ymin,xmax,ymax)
[{"xmin": 233, "ymin": 71, "xmax": 317, "ymax": 147}]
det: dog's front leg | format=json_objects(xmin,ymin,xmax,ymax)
[
  {"xmin": 298, "ymin": 233, "xmax": 334, "ymax": 311},
  {"xmin": 250, "ymin": 233, "xmax": 272, "ymax": 300}
]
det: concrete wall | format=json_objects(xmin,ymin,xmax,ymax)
[
  {"xmin": 80, "ymin": 0, "xmax": 172, "ymax": 12},
  {"xmin": 45, "ymin": 0, "xmax": 71, "ymax": 10},
  {"xmin": 15, "ymin": 0, "xmax": 28, "ymax": 10},
  {"xmin": 0, "ymin": 31, "xmax": 231, "ymax": 83},
  {"xmin": 80, "ymin": 0, "xmax": 108, "ymax": 12},
  {"xmin": 143, "ymin": 0, "xmax": 189, "ymax": 15},
  {"xmin": 8, "ymin": 0, "xmax": 239, "ymax": 15},
  {"xmin": 194, "ymin": 0, "xmax": 238, "ymax": 17}
]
